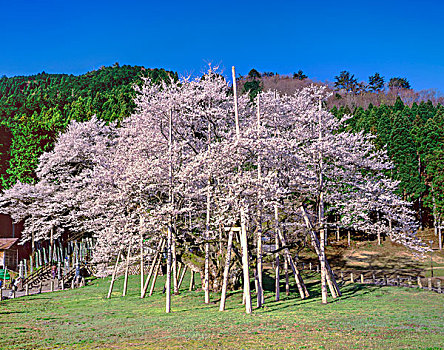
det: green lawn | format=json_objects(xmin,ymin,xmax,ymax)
[{"xmin": 1, "ymin": 272, "xmax": 443, "ymax": 349}]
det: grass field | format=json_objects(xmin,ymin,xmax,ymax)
[{"xmin": 1, "ymin": 271, "xmax": 443, "ymax": 350}]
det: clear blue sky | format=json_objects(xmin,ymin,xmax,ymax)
[{"xmin": 1, "ymin": 0, "xmax": 444, "ymax": 92}]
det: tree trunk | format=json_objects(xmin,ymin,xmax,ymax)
[
  {"xmin": 240, "ymin": 209, "xmax": 252, "ymax": 314},
  {"xmin": 219, "ymin": 228, "xmax": 234, "ymax": 311}
]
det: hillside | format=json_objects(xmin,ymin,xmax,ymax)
[{"xmin": 0, "ymin": 64, "xmax": 177, "ymax": 188}]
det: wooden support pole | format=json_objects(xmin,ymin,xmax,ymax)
[
  {"xmin": 177, "ymin": 265, "xmax": 187, "ymax": 290},
  {"xmin": 417, "ymin": 276, "xmax": 423, "ymax": 288},
  {"xmin": 172, "ymin": 238, "xmax": 179, "ymax": 295},
  {"xmin": 284, "ymin": 256, "xmax": 290, "ymax": 296},
  {"xmin": 437, "ymin": 280, "xmax": 441, "ymax": 293},
  {"xmin": 276, "ymin": 226, "xmax": 308, "ymax": 299},
  {"xmin": 219, "ymin": 228, "xmax": 234, "ymax": 312},
  {"xmin": 25, "ymin": 283, "xmax": 29, "ymax": 296},
  {"xmin": 350, "ymin": 273, "xmax": 354, "ymax": 283},
  {"xmin": 141, "ymin": 239, "xmax": 165, "ymax": 298},
  {"xmin": 240, "ymin": 209, "xmax": 252, "ymax": 314},
  {"xmin": 139, "ymin": 215, "xmax": 145, "ymax": 298},
  {"xmin": 149, "ymin": 250, "xmax": 163, "ymax": 297},
  {"xmin": 300, "ymin": 205, "xmax": 341, "ymax": 297},
  {"xmin": 166, "ymin": 225, "xmax": 172, "ymax": 313},
  {"xmin": 428, "ymin": 278, "xmax": 432, "ymax": 290},
  {"xmin": 274, "ymin": 205, "xmax": 280, "ymax": 302},
  {"xmin": 360, "ymin": 274, "xmax": 364, "ymax": 284},
  {"xmin": 189, "ymin": 270, "xmax": 195, "ymax": 291},
  {"xmin": 106, "ymin": 250, "xmax": 121, "ymax": 299},
  {"xmin": 123, "ymin": 241, "xmax": 133, "ymax": 297}
]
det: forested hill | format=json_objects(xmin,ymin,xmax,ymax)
[{"xmin": 0, "ymin": 64, "xmax": 178, "ymax": 188}]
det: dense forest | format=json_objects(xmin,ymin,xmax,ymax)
[
  {"xmin": 0, "ymin": 64, "xmax": 177, "ymax": 188},
  {"xmin": 0, "ymin": 65, "xmax": 443, "ymax": 230}
]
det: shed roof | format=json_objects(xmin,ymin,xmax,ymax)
[{"xmin": 0, "ymin": 238, "xmax": 19, "ymax": 250}]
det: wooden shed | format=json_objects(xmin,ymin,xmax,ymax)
[{"xmin": 0, "ymin": 238, "xmax": 19, "ymax": 271}]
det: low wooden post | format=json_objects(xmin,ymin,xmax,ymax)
[
  {"xmin": 39, "ymin": 281, "xmax": 42, "ymax": 294},
  {"xmin": 360, "ymin": 274, "xmax": 364, "ymax": 284},
  {"xmin": 350, "ymin": 273, "xmax": 354, "ymax": 283},
  {"xmin": 61, "ymin": 279, "xmax": 65, "ymax": 291},
  {"xmin": 50, "ymin": 280, "xmax": 54, "ymax": 292},
  {"xmin": 383, "ymin": 275, "xmax": 387, "ymax": 286},
  {"xmin": 71, "ymin": 279, "xmax": 75, "ymax": 289},
  {"xmin": 25, "ymin": 283, "xmax": 29, "ymax": 296},
  {"xmin": 309, "ymin": 262, "xmax": 312, "ymax": 271},
  {"xmin": 417, "ymin": 276, "xmax": 423, "ymax": 288},
  {"xmin": 396, "ymin": 275, "xmax": 400, "ymax": 286},
  {"xmin": 437, "ymin": 280, "xmax": 442, "ymax": 293},
  {"xmin": 428, "ymin": 278, "xmax": 432, "ymax": 290}
]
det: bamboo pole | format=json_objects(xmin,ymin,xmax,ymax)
[
  {"xmin": 219, "ymin": 228, "xmax": 234, "ymax": 311},
  {"xmin": 106, "ymin": 250, "xmax": 121, "ymax": 299}
]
